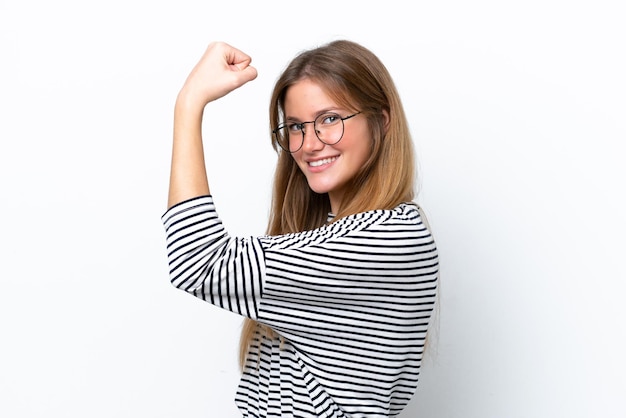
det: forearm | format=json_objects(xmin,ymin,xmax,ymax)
[
  {"xmin": 167, "ymin": 92, "xmax": 211, "ymax": 209},
  {"xmin": 165, "ymin": 41, "xmax": 257, "ymax": 209}
]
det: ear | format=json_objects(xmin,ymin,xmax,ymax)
[{"xmin": 382, "ymin": 109, "xmax": 390, "ymax": 134}]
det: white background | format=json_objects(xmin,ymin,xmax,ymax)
[{"xmin": 1, "ymin": 1, "xmax": 625, "ymax": 417}]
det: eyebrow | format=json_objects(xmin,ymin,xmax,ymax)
[{"xmin": 284, "ymin": 108, "xmax": 343, "ymax": 122}]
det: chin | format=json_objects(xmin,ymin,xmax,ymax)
[
  {"xmin": 307, "ymin": 185, "xmax": 331, "ymax": 195},
  {"xmin": 306, "ymin": 180, "xmax": 333, "ymax": 195}
]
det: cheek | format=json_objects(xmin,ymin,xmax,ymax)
[
  {"xmin": 343, "ymin": 131, "xmax": 373, "ymax": 161},
  {"xmin": 291, "ymin": 150, "xmax": 302, "ymax": 163},
  {"xmin": 291, "ymin": 152, "xmax": 308, "ymax": 171}
]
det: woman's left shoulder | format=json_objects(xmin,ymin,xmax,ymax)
[
  {"xmin": 387, "ymin": 201, "xmax": 426, "ymax": 221},
  {"xmin": 390, "ymin": 201, "xmax": 435, "ymax": 236}
]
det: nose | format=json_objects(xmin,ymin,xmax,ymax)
[{"xmin": 301, "ymin": 122, "xmax": 324, "ymax": 152}]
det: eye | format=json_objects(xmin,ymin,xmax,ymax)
[
  {"xmin": 287, "ymin": 122, "xmax": 304, "ymax": 132},
  {"xmin": 317, "ymin": 113, "xmax": 341, "ymax": 126}
]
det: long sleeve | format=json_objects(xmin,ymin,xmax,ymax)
[{"xmin": 162, "ymin": 195, "xmax": 265, "ymax": 319}]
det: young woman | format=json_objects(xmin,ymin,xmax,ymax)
[{"xmin": 162, "ymin": 40, "xmax": 439, "ymax": 417}]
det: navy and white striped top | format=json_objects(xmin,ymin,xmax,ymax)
[{"xmin": 162, "ymin": 195, "xmax": 439, "ymax": 418}]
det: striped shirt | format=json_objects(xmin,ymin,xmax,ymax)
[{"xmin": 162, "ymin": 195, "xmax": 439, "ymax": 418}]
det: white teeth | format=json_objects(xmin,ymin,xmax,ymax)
[{"xmin": 309, "ymin": 157, "xmax": 337, "ymax": 167}]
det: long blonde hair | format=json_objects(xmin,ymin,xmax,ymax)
[{"xmin": 239, "ymin": 39, "xmax": 417, "ymax": 368}]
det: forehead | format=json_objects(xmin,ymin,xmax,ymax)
[{"xmin": 284, "ymin": 79, "xmax": 340, "ymax": 117}]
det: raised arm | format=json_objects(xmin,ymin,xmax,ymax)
[{"xmin": 167, "ymin": 42, "xmax": 258, "ymax": 209}]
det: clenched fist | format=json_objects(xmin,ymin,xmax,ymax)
[{"xmin": 177, "ymin": 41, "xmax": 258, "ymax": 110}]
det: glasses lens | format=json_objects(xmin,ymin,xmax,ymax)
[
  {"xmin": 274, "ymin": 126, "xmax": 298, "ymax": 152},
  {"xmin": 315, "ymin": 113, "xmax": 344, "ymax": 145}
]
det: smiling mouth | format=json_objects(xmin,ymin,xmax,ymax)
[{"xmin": 308, "ymin": 156, "xmax": 338, "ymax": 167}]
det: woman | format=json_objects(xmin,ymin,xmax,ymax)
[{"xmin": 162, "ymin": 40, "xmax": 439, "ymax": 417}]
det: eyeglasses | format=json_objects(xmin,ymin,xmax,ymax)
[{"xmin": 272, "ymin": 112, "xmax": 361, "ymax": 153}]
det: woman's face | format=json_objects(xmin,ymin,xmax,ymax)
[{"xmin": 284, "ymin": 79, "xmax": 371, "ymax": 214}]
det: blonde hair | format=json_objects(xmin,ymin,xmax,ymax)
[{"xmin": 239, "ymin": 40, "xmax": 417, "ymax": 368}]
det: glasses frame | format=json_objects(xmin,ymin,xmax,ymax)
[{"xmin": 273, "ymin": 111, "xmax": 361, "ymax": 153}]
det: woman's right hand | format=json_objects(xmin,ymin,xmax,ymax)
[
  {"xmin": 167, "ymin": 42, "xmax": 256, "ymax": 208},
  {"xmin": 176, "ymin": 41, "xmax": 258, "ymax": 110}
]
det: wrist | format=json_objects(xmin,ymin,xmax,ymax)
[{"xmin": 175, "ymin": 87, "xmax": 208, "ymax": 114}]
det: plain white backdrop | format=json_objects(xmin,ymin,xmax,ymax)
[{"xmin": 1, "ymin": 1, "xmax": 624, "ymax": 417}]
